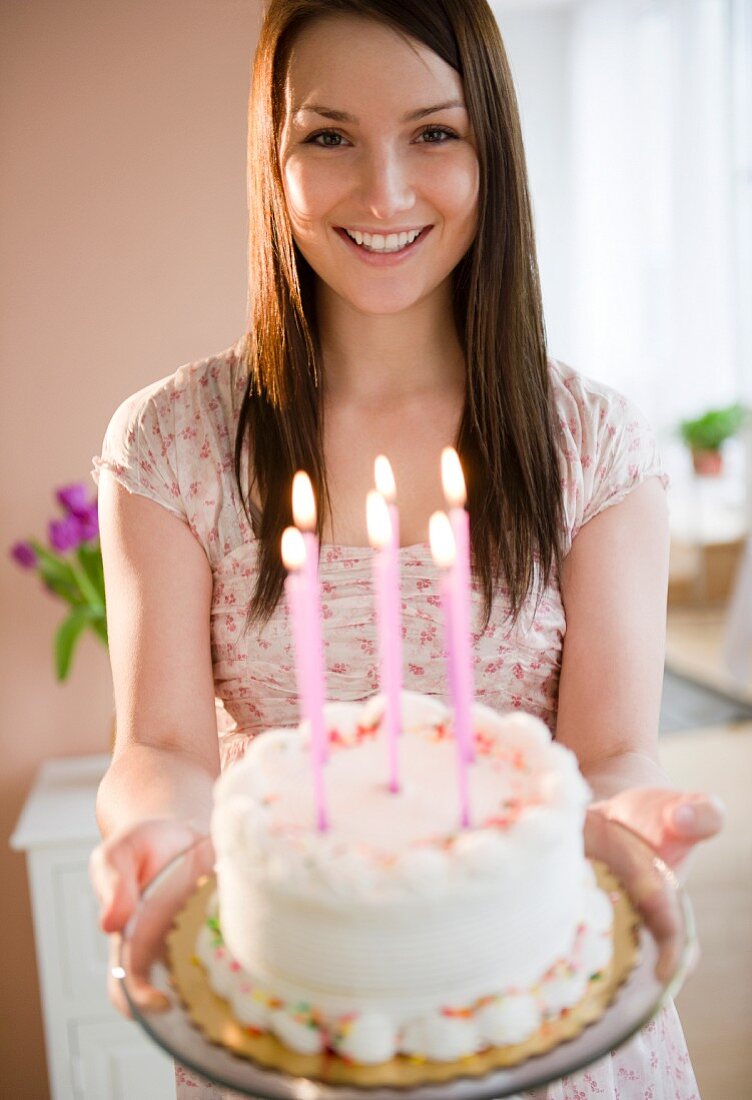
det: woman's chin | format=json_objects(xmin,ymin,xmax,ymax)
[{"xmin": 329, "ymin": 284, "xmax": 433, "ymax": 318}]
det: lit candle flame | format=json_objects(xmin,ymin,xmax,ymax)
[
  {"xmin": 292, "ymin": 471, "xmax": 316, "ymax": 531},
  {"xmin": 441, "ymin": 447, "xmax": 467, "ymax": 508},
  {"xmin": 366, "ymin": 490, "xmax": 393, "ymax": 551},
  {"xmin": 281, "ymin": 525, "xmax": 306, "ymax": 571},
  {"xmin": 429, "ymin": 511, "xmax": 456, "ymax": 570},
  {"xmin": 374, "ymin": 455, "xmax": 397, "ymax": 502}
]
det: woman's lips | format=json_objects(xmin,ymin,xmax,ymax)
[{"xmin": 334, "ymin": 225, "xmax": 432, "ymax": 265}]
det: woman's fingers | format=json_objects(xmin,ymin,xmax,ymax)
[
  {"xmin": 585, "ymin": 808, "xmax": 697, "ymax": 983},
  {"xmin": 90, "ymin": 818, "xmax": 204, "ymax": 931},
  {"xmin": 664, "ymin": 793, "xmax": 726, "ymax": 841},
  {"xmin": 89, "ymin": 836, "xmax": 141, "ymax": 933},
  {"xmin": 106, "ymin": 933, "xmax": 132, "ymax": 1019},
  {"xmin": 107, "ymin": 932, "xmax": 171, "ymax": 1018},
  {"xmin": 654, "ymin": 793, "xmax": 726, "ymax": 877},
  {"xmin": 592, "ymin": 788, "xmax": 726, "ymax": 871},
  {"xmin": 90, "ymin": 819, "xmax": 208, "ymax": 1019}
]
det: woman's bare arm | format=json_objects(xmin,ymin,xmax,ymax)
[
  {"xmin": 94, "ymin": 471, "xmax": 220, "ymax": 839},
  {"xmin": 555, "ymin": 476, "xmax": 671, "ymax": 797},
  {"xmin": 555, "ymin": 475, "xmax": 724, "ymax": 871}
]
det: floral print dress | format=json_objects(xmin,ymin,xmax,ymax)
[{"xmin": 91, "ymin": 340, "xmax": 699, "ymax": 1100}]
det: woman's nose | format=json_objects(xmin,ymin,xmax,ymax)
[{"xmin": 358, "ymin": 145, "xmax": 415, "ymax": 221}]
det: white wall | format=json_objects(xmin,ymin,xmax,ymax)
[
  {"xmin": 493, "ymin": 0, "xmax": 748, "ymax": 459},
  {"xmin": 495, "ymin": 4, "xmax": 576, "ymax": 362}
]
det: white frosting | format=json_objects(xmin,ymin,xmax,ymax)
[
  {"xmin": 335, "ymin": 1011, "xmax": 396, "ymax": 1064},
  {"xmin": 269, "ymin": 1009, "xmax": 324, "ymax": 1055},
  {"xmin": 207, "ymin": 692, "xmax": 611, "ymax": 1063},
  {"xmin": 230, "ymin": 984, "xmax": 270, "ymax": 1029},
  {"xmin": 400, "ymin": 1012, "xmax": 480, "ymax": 1060},
  {"xmin": 198, "ymin": 884, "xmax": 613, "ymax": 1059},
  {"xmin": 476, "ymin": 993, "xmax": 541, "ymax": 1046},
  {"xmin": 537, "ymin": 962, "xmax": 589, "ymax": 1016}
]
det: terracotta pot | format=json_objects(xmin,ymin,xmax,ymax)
[{"xmin": 691, "ymin": 449, "xmax": 724, "ymax": 477}]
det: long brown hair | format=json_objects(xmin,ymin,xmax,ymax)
[{"xmin": 234, "ymin": 0, "xmax": 563, "ymax": 634}]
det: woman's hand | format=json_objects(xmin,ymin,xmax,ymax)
[
  {"xmin": 586, "ymin": 792, "xmax": 723, "ymax": 982},
  {"xmin": 89, "ymin": 818, "xmax": 207, "ymax": 1017},
  {"xmin": 590, "ymin": 787, "xmax": 726, "ymax": 876}
]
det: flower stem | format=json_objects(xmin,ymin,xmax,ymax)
[{"xmin": 69, "ymin": 557, "xmax": 104, "ymax": 613}]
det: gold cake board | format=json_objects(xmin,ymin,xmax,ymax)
[{"xmin": 166, "ymin": 861, "xmax": 639, "ymax": 1087}]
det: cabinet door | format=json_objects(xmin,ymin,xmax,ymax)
[
  {"xmin": 56, "ymin": 858, "xmax": 109, "ymax": 1001},
  {"xmin": 71, "ymin": 1018, "xmax": 175, "ymax": 1099},
  {"xmin": 28, "ymin": 846, "xmax": 109, "ymax": 1009}
]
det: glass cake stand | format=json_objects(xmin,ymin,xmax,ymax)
[{"xmin": 117, "ymin": 814, "xmax": 696, "ymax": 1099}]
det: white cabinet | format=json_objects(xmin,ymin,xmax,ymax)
[
  {"xmin": 11, "ymin": 755, "xmax": 175, "ymax": 1100},
  {"xmin": 71, "ymin": 1018, "xmax": 174, "ymax": 1099}
]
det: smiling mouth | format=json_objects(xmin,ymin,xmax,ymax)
[{"xmin": 338, "ymin": 226, "xmax": 430, "ymax": 254}]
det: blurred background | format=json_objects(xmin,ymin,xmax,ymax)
[{"xmin": 1, "ymin": 0, "xmax": 750, "ymax": 1097}]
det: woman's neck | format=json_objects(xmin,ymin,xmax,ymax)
[{"xmin": 315, "ymin": 277, "xmax": 465, "ymax": 406}]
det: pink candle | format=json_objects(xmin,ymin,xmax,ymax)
[
  {"xmin": 282, "ymin": 527, "xmax": 328, "ymax": 832},
  {"xmin": 429, "ymin": 511, "xmax": 472, "ymax": 829},
  {"xmin": 292, "ymin": 471, "xmax": 328, "ymax": 763},
  {"xmin": 375, "ymin": 455, "xmax": 400, "ymax": 551},
  {"xmin": 374, "ymin": 456, "xmax": 403, "ymax": 739},
  {"xmin": 367, "ymin": 490, "xmax": 401, "ymax": 792},
  {"xmin": 441, "ymin": 448, "xmax": 475, "ymax": 762}
]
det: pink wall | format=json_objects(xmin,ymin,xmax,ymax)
[{"xmin": 0, "ymin": 2, "xmax": 261, "ymax": 1095}]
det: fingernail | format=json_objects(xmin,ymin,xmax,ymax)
[{"xmin": 673, "ymin": 804, "xmax": 696, "ymax": 832}]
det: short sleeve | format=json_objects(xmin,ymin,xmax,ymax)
[
  {"xmin": 90, "ymin": 375, "xmax": 189, "ymax": 525},
  {"xmin": 551, "ymin": 360, "xmax": 669, "ymax": 552}
]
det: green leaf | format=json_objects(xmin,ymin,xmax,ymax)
[
  {"xmin": 54, "ymin": 606, "xmax": 96, "ymax": 681},
  {"xmin": 29, "ymin": 539, "xmax": 79, "ymax": 587},
  {"xmin": 28, "ymin": 540, "xmax": 104, "ymax": 612},
  {"xmin": 40, "ymin": 573, "xmax": 84, "ymax": 607},
  {"xmin": 90, "ymin": 614, "xmax": 109, "ymax": 647},
  {"xmin": 76, "ymin": 543, "xmax": 105, "ymax": 604},
  {"xmin": 679, "ymin": 403, "xmax": 747, "ymax": 451}
]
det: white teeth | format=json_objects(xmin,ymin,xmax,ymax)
[{"xmin": 344, "ymin": 227, "xmax": 423, "ymax": 252}]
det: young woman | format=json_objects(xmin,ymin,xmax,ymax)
[{"xmin": 89, "ymin": 1, "xmax": 724, "ymax": 1096}]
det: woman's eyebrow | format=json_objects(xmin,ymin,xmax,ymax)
[{"xmin": 292, "ymin": 100, "xmax": 466, "ymax": 123}]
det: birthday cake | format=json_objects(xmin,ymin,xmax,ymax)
[{"xmin": 193, "ymin": 691, "xmax": 615, "ymax": 1066}]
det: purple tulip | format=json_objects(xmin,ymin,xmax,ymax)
[
  {"xmin": 11, "ymin": 541, "xmax": 38, "ymax": 568},
  {"xmin": 49, "ymin": 514, "xmax": 84, "ymax": 553},
  {"xmin": 76, "ymin": 503, "xmax": 100, "ymax": 542},
  {"xmin": 56, "ymin": 483, "xmax": 93, "ymax": 518}
]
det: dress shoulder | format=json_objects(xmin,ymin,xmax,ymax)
[
  {"xmin": 548, "ymin": 357, "xmax": 669, "ymax": 553},
  {"xmin": 90, "ymin": 338, "xmax": 248, "ymax": 557}
]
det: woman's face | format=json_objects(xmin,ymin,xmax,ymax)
[{"xmin": 278, "ymin": 15, "xmax": 479, "ymax": 318}]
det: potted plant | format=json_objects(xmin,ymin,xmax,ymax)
[
  {"xmin": 10, "ymin": 482, "xmax": 107, "ymax": 680},
  {"xmin": 679, "ymin": 403, "xmax": 747, "ymax": 476}
]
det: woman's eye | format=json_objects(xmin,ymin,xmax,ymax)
[
  {"xmin": 305, "ymin": 129, "xmax": 347, "ymax": 148},
  {"xmin": 303, "ymin": 126, "xmax": 459, "ymax": 148},
  {"xmin": 417, "ymin": 126, "xmax": 458, "ymax": 144}
]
